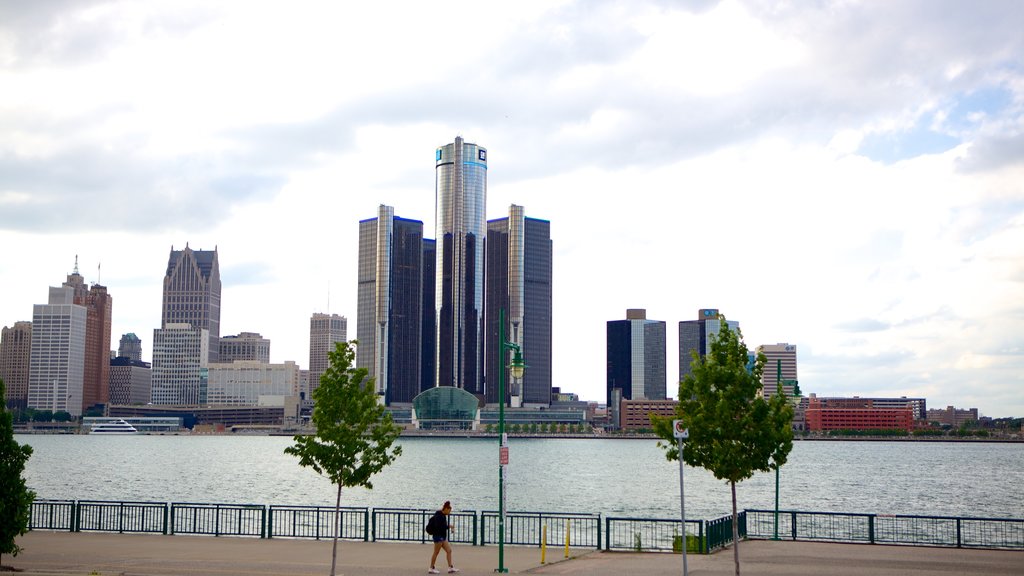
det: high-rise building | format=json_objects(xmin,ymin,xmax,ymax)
[
  {"xmin": 435, "ymin": 136, "xmax": 487, "ymax": 395},
  {"xmin": 162, "ymin": 245, "xmax": 221, "ymax": 362},
  {"xmin": 356, "ymin": 206, "xmax": 432, "ymax": 404},
  {"xmin": 63, "ymin": 262, "xmax": 112, "ymax": 411},
  {"xmin": 118, "ymin": 333, "xmax": 143, "ymax": 361},
  {"xmin": 207, "ymin": 360, "xmax": 299, "ymax": 405},
  {"xmin": 28, "ymin": 286, "xmax": 87, "ymax": 416},
  {"xmin": 1, "ymin": 321, "xmax": 32, "ymax": 410},
  {"xmin": 678, "ymin": 308, "xmax": 740, "ymax": 382},
  {"xmin": 420, "ymin": 239, "xmax": 436, "ymax": 396},
  {"xmin": 219, "ymin": 332, "xmax": 271, "ymax": 363},
  {"xmin": 109, "ymin": 357, "xmax": 151, "ymax": 405},
  {"xmin": 606, "ymin": 309, "xmax": 667, "ymax": 409},
  {"xmin": 758, "ymin": 343, "xmax": 798, "ymax": 397},
  {"xmin": 151, "ymin": 323, "xmax": 209, "ymax": 405},
  {"xmin": 308, "ymin": 313, "xmax": 346, "ymax": 393},
  {"xmin": 485, "ymin": 206, "xmax": 553, "ymax": 407}
]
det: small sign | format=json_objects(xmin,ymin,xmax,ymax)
[
  {"xmin": 673, "ymin": 420, "xmax": 689, "ymax": 439},
  {"xmin": 499, "ymin": 446, "xmax": 509, "ymax": 465}
]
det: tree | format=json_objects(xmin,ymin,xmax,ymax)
[
  {"xmin": 653, "ymin": 322, "xmax": 793, "ymax": 576},
  {"xmin": 0, "ymin": 378, "xmax": 36, "ymax": 569},
  {"xmin": 285, "ymin": 342, "xmax": 402, "ymax": 576}
]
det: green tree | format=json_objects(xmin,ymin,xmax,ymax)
[
  {"xmin": 653, "ymin": 322, "xmax": 793, "ymax": 576},
  {"xmin": 285, "ymin": 342, "xmax": 402, "ymax": 576},
  {"xmin": 0, "ymin": 379, "xmax": 36, "ymax": 568}
]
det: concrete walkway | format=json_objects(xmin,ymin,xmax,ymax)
[{"xmin": 6, "ymin": 532, "xmax": 1023, "ymax": 576}]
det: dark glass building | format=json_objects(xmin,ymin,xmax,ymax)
[
  {"xmin": 484, "ymin": 206, "xmax": 552, "ymax": 406},
  {"xmin": 678, "ymin": 308, "xmax": 739, "ymax": 382},
  {"xmin": 606, "ymin": 309, "xmax": 666, "ymax": 408}
]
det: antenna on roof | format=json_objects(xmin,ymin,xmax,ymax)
[
  {"xmin": 97, "ymin": 262, "xmax": 101, "ymax": 285},
  {"xmin": 73, "ymin": 255, "xmax": 80, "ymax": 275}
]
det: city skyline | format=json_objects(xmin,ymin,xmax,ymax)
[{"xmin": 1, "ymin": 2, "xmax": 1022, "ymax": 417}]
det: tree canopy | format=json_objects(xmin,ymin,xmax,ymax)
[{"xmin": 0, "ymin": 378, "xmax": 36, "ymax": 567}]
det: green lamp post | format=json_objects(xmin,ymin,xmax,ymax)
[{"xmin": 497, "ymin": 308, "xmax": 525, "ymax": 573}]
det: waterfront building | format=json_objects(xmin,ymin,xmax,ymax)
[
  {"xmin": 606, "ymin": 309, "xmax": 667, "ymax": 411},
  {"xmin": 805, "ymin": 395, "xmax": 914, "ymax": 432},
  {"xmin": 206, "ymin": 360, "xmax": 300, "ymax": 406},
  {"xmin": 619, "ymin": 398, "xmax": 678, "ymax": 431},
  {"xmin": 484, "ymin": 206, "xmax": 553, "ymax": 407},
  {"xmin": 0, "ymin": 321, "xmax": 32, "ymax": 410},
  {"xmin": 308, "ymin": 312, "xmax": 346, "ymax": 394},
  {"xmin": 806, "ymin": 394, "xmax": 927, "ymax": 420},
  {"xmin": 926, "ymin": 405, "xmax": 980, "ymax": 427},
  {"xmin": 434, "ymin": 136, "xmax": 487, "ymax": 395},
  {"xmin": 678, "ymin": 308, "xmax": 740, "ymax": 382},
  {"xmin": 118, "ymin": 333, "xmax": 143, "ymax": 362},
  {"xmin": 356, "ymin": 206, "xmax": 433, "ymax": 405},
  {"xmin": 219, "ymin": 332, "xmax": 271, "ymax": 363},
  {"xmin": 63, "ymin": 262, "xmax": 112, "ymax": 411},
  {"xmin": 758, "ymin": 343, "xmax": 798, "ymax": 397},
  {"xmin": 162, "ymin": 245, "xmax": 221, "ymax": 362},
  {"xmin": 151, "ymin": 323, "xmax": 209, "ymax": 405},
  {"xmin": 108, "ymin": 357, "xmax": 151, "ymax": 405},
  {"xmin": 28, "ymin": 286, "xmax": 87, "ymax": 416}
]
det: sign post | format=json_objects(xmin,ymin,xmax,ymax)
[{"xmin": 673, "ymin": 420, "xmax": 689, "ymax": 576}]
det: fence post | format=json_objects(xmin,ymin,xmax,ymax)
[
  {"xmin": 956, "ymin": 518, "xmax": 962, "ymax": 549},
  {"xmin": 699, "ymin": 520, "xmax": 705, "ymax": 554},
  {"xmin": 119, "ymin": 502, "xmax": 125, "ymax": 534},
  {"xmin": 868, "ymin": 514, "xmax": 875, "ymax": 544},
  {"xmin": 604, "ymin": 517, "xmax": 609, "ymax": 551},
  {"xmin": 364, "ymin": 509, "xmax": 370, "ymax": 542},
  {"xmin": 480, "ymin": 513, "xmax": 486, "ymax": 547},
  {"xmin": 262, "ymin": 506, "xmax": 268, "ymax": 539},
  {"xmin": 790, "ymin": 511, "xmax": 797, "ymax": 541},
  {"xmin": 371, "ymin": 509, "xmax": 377, "ymax": 542},
  {"xmin": 597, "ymin": 514, "xmax": 602, "ymax": 551},
  {"xmin": 472, "ymin": 512, "xmax": 478, "ymax": 546},
  {"xmin": 73, "ymin": 501, "xmax": 81, "ymax": 533}
]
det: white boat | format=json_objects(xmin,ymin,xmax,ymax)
[{"xmin": 88, "ymin": 419, "xmax": 140, "ymax": 435}]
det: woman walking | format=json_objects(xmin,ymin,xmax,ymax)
[{"xmin": 426, "ymin": 501, "xmax": 459, "ymax": 574}]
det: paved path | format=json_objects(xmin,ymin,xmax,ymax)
[{"xmin": 6, "ymin": 532, "xmax": 1023, "ymax": 575}]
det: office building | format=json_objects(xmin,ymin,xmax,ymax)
[
  {"xmin": 109, "ymin": 357, "xmax": 151, "ymax": 405},
  {"xmin": 219, "ymin": 332, "xmax": 271, "ymax": 363},
  {"xmin": 678, "ymin": 309, "xmax": 740, "ymax": 382},
  {"xmin": 435, "ymin": 136, "xmax": 487, "ymax": 395},
  {"xmin": 356, "ymin": 206, "xmax": 431, "ymax": 404},
  {"xmin": 162, "ymin": 245, "xmax": 221, "ymax": 362},
  {"xmin": 420, "ymin": 239, "xmax": 436, "ymax": 396},
  {"xmin": 28, "ymin": 286, "xmax": 87, "ymax": 416},
  {"xmin": 207, "ymin": 360, "xmax": 300, "ymax": 406},
  {"xmin": 926, "ymin": 405, "xmax": 980, "ymax": 427},
  {"xmin": 1, "ymin": 321, "xmax": 32, "ymax": 410},
  {"xmin": 309, "ymin": 312, "xmax": 346, "ymax": 393},
  {"xmin": 484, "ymin": 205, "xmax": 553, "ymax": 406},
  {"xmin": 63, "ymin": 263, "xmax": 112, "ymax": 411},
  {"xmin": 805, "ymin": 396, "xmax": 914, "ymax": 432},
  {"xmin": 118, "ymin": 333, "xmax": 143, "ymax": 361},
  {"xmin": 151, "ymin": 323, "xmax": 209, "ymax": 405},
  {"xmin": 758, "ymin": 343, "xmax": 798, "ymax": 397},
  {"xmin": 606, "ymin": 309, "xmax": 667, "ymax": 409}
]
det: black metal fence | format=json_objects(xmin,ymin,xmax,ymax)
[
  {"xmin": 28, "ymin": 500, "xmax": 1024, "ymax": 551},
  {"xmin": 746, "ymin": 509, "xmax": 1024, "ymax": 550}
]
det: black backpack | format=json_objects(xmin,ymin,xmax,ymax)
[{"xmin": 425, "ymin": 512, "xmax": 443, "ymax": 536}]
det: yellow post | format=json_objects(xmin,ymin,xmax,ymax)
[
  {"xmin": 541, "ymin": 523, "xmax": 547, "ymax": 564},
  {"xmin": 565, "ymin": 519, "xmax": 570, "ymax": 558}
]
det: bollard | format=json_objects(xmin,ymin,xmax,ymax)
[
  {"xmin": 565, "ymin": 519, "xmax": 570, "ymax": 558},
  {"xmin": 541, "ymin": 523, "xmax": 547, "ymax": 564}
]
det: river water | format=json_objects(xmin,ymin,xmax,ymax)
[{"xmin": 17, "ymin": 435, "xmax": 1024, "ymax": 520}]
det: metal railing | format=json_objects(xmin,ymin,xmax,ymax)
[
  {"xmin": 746, "ymin": 509, "xmax": 1024, "ymax": 549},
  {"xmin": 77, "ymin": 500, "xmax": 168, "ymax": 534},
  {"xmin": 605, "ymin": 517, "xmax": 705, "ymax": 553},
  {"xmin": 480, "ymin": 511, "xmax": 600, "ymax": 549},
  {"xmin": 30, "ymin": 499, "xmax": 76, "ymax": 532},
  {"xmin": 170, "ymin": 502, "xmax": 266, "ymax": 537},
  {"xmin": 372, "ymin": 508, "xmax": 477, "ymax": 545},
  {"xmin": 268, "ymin": 505, "xmax": 368, "ymax": 541}
]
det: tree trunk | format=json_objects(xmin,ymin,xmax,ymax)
[
  {"xmin": 331, "ymin": 483, "xmax": 342, "ymax": 576},
  {"xmin": 731, "ymin": 480, "xmax": 740, "ymax": 576}
]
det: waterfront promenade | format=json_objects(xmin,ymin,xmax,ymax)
[{"xmin": 8, "ymin": 532, "xmax": 1024, "ymax": 575}]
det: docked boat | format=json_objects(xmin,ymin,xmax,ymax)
[{"xmin": 88, "ymin": 419, "xmax": 140, "ymax": 435}]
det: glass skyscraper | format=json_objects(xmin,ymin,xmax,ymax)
[
  {"xmin": 678, "ymin": 308, "xmax": 740, "ymax": 382},
  {"xmin": 161, "ymin": 245, "xmax": 221, "ymax": 363},
  {"xmin": 606, "ymin": 309, "xmax": 667, "ymax": 408},
  {"xmin": 435, "ymin": 137, "xmax": 487, "ymax": 395}
]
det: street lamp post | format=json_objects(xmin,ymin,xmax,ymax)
[{"xmin": 497, "ymin": 308, "xmax": 525, "ymax": 574}]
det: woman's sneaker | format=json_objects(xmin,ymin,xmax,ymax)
[
  {"xmin": 428, "ymin": 569, "xmax": 439, "ymax": 574},
  {"xmin": 448, "ymin": 568, "xmax": 460, "ymax": 574}
]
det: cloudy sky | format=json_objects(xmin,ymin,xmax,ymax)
[{"xmin": 1, "ymin": 0, "xmax": 1022, "ymax": 417}]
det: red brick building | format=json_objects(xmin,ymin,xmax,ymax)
[
  {"xmin": 805, "ymin": 396, "xmax": 913, "ymax": 432},
  {"xmin": 619, "ymin": 398, "xmax": 677, "ymax": 430}
]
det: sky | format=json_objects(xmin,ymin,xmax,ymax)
[{"xmin": 1, "ymin": 0, "xmax": 1022, "ymax": 417}]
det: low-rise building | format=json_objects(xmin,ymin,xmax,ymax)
[
  {"xmin": 926, "ymin": 405, "xmax": 980, "ymax": 427},
  {"xmin": 619, "ymin": 398, "xmax": 677, "ymax": 431},
  {"xmin": 805, "ymin": 396, "xmax": 913, "ymax": 432}
]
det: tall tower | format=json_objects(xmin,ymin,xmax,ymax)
[
  {"xmin": 678, "ymin": 308, "xmax": 740, "ymax": 382},
  {"xmin": 162, "ymin": 245, "xmax": 221, "ymax": 362},
  {"xmin": 485, "ymin": 206, "xmax": 553, "ymax": 406},
  {"xmin": 64, "ymin": 260, "xmax": 112, "ymax": 411},
  {"xmin": 435, "ymin": 136, "xmax": 487, "ymax": 395},
  {"xmin": 118, "ymin": 333, "xmax": 143, "ymax": 361},
  {"xmin": 151, "ymin": 323, "xmax": 209, "ymax": 405},
  {"xmin": 606, "ymin": 309, "xmax": 667, "ymax": 409},
  {"xmin": 357, "ymin": 205, "xmax": 431, "ymax": 404},
  {"xmin": 1, "ymin": 321, "xmax": 33, "ymax": 410},
  {"xmin": 28, "ymin": 286, "xmax": 87, "ymax": 416},
  {"xmin": 308, "ymin": 313, "xmax": 346, "ymax": 394},
  {"xmin": 758, "ymin": 343, "xmax": 798, "ymax": 397}
]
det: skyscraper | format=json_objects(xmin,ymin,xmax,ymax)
[
  {"xmin": 219, "ymin": 332, "xmax": 271, "ymax": 363},
  {"xmin": 151, "ymin": 323, "xmax": 209, "ymax": 405},
  {"xmin": 606, "ymin": 309, "xmax": 667, "ymax": 409},
  {"xmin": 162, "ymin": 245, "xmax": 221, "ymax": 362},
  {"xmin": 678, "ymin": 308, "xmax": 739, "ymax": 382},
  {"xmin": 485, "ymin": 206, "xmax": 553, "ymax": 406},
  {"xmin": 1, "ymin": 321, "xmax": 32, "ymax": 410},
  {"xmin": 357, "ymin": 205, "xmax": 432, "ymax": 404},
  {"xmin": 308, "ymin": 312, "xmax": 346, "ymax": 394},
  {"xmin": 63, "ymin": 262, "xmax": 112, "ymax": 411},
  {"xmin": 435, "ymin": 136, "xmax": 487, "ymax": 396},
  {"xmin": 758, "ymin": 343, "xmax": 798, "ymax": 397},
  {"xmin": 28, "ymin": 286, "xmax": 87, "ymax": 416},
  {"xmin": 118, "ymin": 333, "xmax": 142, "ymax": 361}
]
